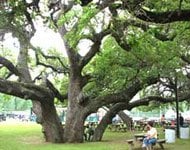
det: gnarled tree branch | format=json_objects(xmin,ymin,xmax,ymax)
[
  {"xmin": 32, "ymin": 46, "xmax": 69, "ymax": 74},
  {"xmin": 46, "ymin": 78, "xmax": 67, "ymax": 102},
  {"xmin": 0, "ymin": 56, "xmax": 20, "ymax": 77},
  {"xmin": 0, "ymin": 78, "xmax": 54, "ymax": 103}
]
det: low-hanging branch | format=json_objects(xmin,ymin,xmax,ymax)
[
  {"xmin": 128, "ymin": 92, "xmax": 190, "ymax": 110},
  {"xmin": 88, "ymin": 76, "xmax": 159, "ymax": 109},
  {"xmin": 101, "ymin": 90, "xmax": 190, "ymax": 119},
  {"xmin": 0, "ymin": 78, "xmax": 54, "ymax": 103}
]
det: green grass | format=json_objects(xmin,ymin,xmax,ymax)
[{"xmin": 0, "ymin": 122, "xmax": 190, "ymax": 150}]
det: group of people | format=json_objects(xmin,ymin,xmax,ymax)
[
  {"xmin": 161, "ymin": 113, "xmax": 184, "ymax": 128},
  {"xmin": 83, "ymin": 113, "xmax": 185, "ymax": 147}
]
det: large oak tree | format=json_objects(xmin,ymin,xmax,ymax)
[{"xmin": 0, "ymin": 0, "xmax": 190, "ymax": 143}]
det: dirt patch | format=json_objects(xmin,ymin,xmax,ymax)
[{"xmin": 20, "ymin": 136, "xmax": 45, "ymax": 145}]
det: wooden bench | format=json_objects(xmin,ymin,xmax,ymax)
[
  {"xmin": 126, "ymin": 139, "xmax": 134, "ymax": 150},
  {"xmin": 155, "ymin": 139, "xmax": 166, "ymax": 149},
  {"xmin": 126, "ymin": 138, "xmax": 166, "ymax": 150}
]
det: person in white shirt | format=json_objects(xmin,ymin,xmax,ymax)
[{"xmin": 142, "ymin": 121, "xmax": 157, "ymax": 150}]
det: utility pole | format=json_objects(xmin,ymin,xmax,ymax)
[{"xmin": 175, "ymin": 75, "xmax": 180, "ymax": 138}]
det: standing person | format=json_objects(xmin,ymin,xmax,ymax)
[
  {"xmin": 179, "ymin": 113, "xmax": 184, "ymax": 127},
  {"xmin": 160, "ymin": 114, "xmax": 166, "ymax": 128},
  {"xmin": 87, "ymin": 123, "xmax": 95, "ymax": 141},
  {"xmin": 142, "ymin": 121, "xmax": 158, "ymax": 150},
  {"xmin": 84, "ymin": 124, "xmax": 89, "ymax": 141}
]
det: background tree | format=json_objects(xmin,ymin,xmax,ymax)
[{"xmin": 0, "ymin": 0, "xmax": 65, "ymax": 142}]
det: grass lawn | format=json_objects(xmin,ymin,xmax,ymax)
[{"xmin": 0, "ymin": 122, "xmax": 190, "ymax": 150}]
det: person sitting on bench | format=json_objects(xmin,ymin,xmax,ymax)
[{"xmin": 142, "ymin": 121, "xmax": 158, "ymax": 150}]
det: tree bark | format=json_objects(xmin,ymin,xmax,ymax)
[
  {"xmin": 92, "ymin": 108, "xmax": 114, "ymax": 141},
  {"xmin": 41, "ymin": 100, "xmax": 64, "ymax": 143},
  {"xmin": 31, "ymin": 100, "xmax": 43, "ymax": 123},
  {"xmin": 92, "ymin": 110, "xmax": 132, "ymax": 141},
  {"xmin": 64, "ymin": 105, "xmax": 86, "ymax": 142},
  {"xmin": 118, "ymin": 111, "xmax": 132, "ymax": 130},
  {"xmin": 16, "ymin": 38, "xmax": 64, "ymax": 143},
  {"xmin": 92, "ymin": 103, "xmax": 127, "ymax": 141},
  {"xmin": 63, "ymin": 78, "xmax": 87, "ymax": 143}
]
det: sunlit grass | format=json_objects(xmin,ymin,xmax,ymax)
[{"xmin": 0, "ymin": 122, "xmax": 190, "ymax": 150}]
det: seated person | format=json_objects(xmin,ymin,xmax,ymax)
[{"xmin": 142, "ymin": 121, "xmax": 157, "ymax": 150}]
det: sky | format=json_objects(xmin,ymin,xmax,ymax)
[
  {"xmin": 1, "ymin": 25, "xmax": 90, "ymax": 57},
  {"xmin": 1, "ymin": 27, "xmax": 66, "ymax": 56},
  {"xmin": 0, "ymin": 0, "xmax": 104, "ymax": 57},
  {"xmin": 31, "ymin": 26, "xmax": 67, "ymax": 56}
]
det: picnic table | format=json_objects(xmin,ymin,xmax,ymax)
[
  {"xmin": 134, "ymin": 133, "xmax": 146, "ymax": 141},
  {"xmin": 108, "ymin": 123, "xmax": 128, "ymax": 132},
  {"xmin": 127, "ymin": 133, "xmax": 166, "ymax": 150},
  {"xmin": 134, "ymin": 120, "xmax": 147, "ymax": 131}
]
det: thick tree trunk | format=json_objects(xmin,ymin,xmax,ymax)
[
  {"xmin": 31, "ymin": 96, "xmax": 64, "ymax": 143},
  {"xmin": 92, "ymin": 109, "xmax": 114, "ymax": 141},
  {"xmin": 31, "ymin": 101, "xmax": 43, "ymax": 123},
  {"xmin": 63, "ymin": 76, "xmax": 88, "ymax": 143},
  {"xmin": 92, "ymin": 103, "xmax": 130, "ymax": 141},
  {"xmin": 118, "ymin": 111, "xmax": 133, "ymax": 130},
  {"xmin": 16, "ymin": 42, "xmax": 64, "ymax": 143},
  {"xmin": 41, "ymin": 100, "xmax": 64, "ymax": 143},
  {"xmin": 64, "ymin": 105, "xmax": 86, "ymax": 142}
]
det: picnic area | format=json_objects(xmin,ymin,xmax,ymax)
[{"xmin": 0, "ymin": 121, "xmax": 190, "ymax": 150}]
